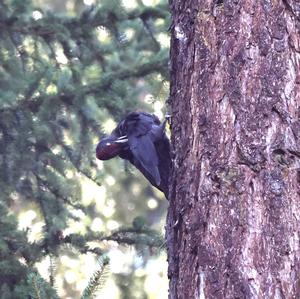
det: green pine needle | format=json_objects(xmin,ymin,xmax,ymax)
[
  {"xmin": 27, "ymin": 271, "xmax": 59, "ymax": 299},
  {"xmin": 81, "ymin": 257, "xmax": 110, "ymax": 299}
]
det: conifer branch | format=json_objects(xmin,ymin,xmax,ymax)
[
  {"xmin": 34, "ymin": 171, "xmax": 85, "ymax": 212},
  {"xmin": 81, "ymin": 257, "xmax": 110, "ymax": 299},
  {"xmin": 28, "ymin": 271, "xmax": 60, "ymax": 299},
  {"xmin": 0, "ymin": 0, "xmax": 169, "ymax": 296},
  {"xmin": 58, "ymin": 141, "xmax": 103, "ymax": 187},
  {"xmin": 0, "ymin": 5, "xmax": 169, "ymax": 36},
  {"xmin": 49, "ymin": 254, "xmax": 56, "ymax": 287},
  {"xmin": 31, "ymin": 274, "xmax": 42, "ymax": 299},
  {"xmin": 0, "ymin": 51, "xmax": 168, "ymax": 113},
  {"xmin": 87, "ymin": 227, "xmax": 164, "ymax": 248}
]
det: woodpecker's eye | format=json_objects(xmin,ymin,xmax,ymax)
[{"xmin": 106, "ymin": 142, "xmax": 111, "ymax": 146}]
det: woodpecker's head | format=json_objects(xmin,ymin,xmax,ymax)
[{"xmin": 96, "ymin": 135, "xmax": 128, "ymax": 160}]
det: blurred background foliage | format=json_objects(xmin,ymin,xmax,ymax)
[{"xmin": 0, "ymin": 0, "xmax": 170, "ymax": 298}]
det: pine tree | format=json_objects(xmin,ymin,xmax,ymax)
[
  {"xmin": 167, "ymin": 0, "xmax": 300, "ymax": 298},
  {"xmin": 0, "ymin": 0, "xmax": 169, "ymax": 297}
]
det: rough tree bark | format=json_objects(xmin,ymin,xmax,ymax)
[{"xmin": 167, "ymin": 1, "xmax": 300, "ymax": 298}]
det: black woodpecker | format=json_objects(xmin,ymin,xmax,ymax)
[{"xmin": 96, "ymin": 112, "xmax": 171, "ymax": 198}]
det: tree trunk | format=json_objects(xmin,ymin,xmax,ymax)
[{"xmin": 167, "ymin": 1, "xmax": 300, "ymax": 298}]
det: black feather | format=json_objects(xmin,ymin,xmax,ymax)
[
  {"xmin": 129, "ymin": 134, "xmax": 161, "ymax": 185},
  {"xmin": 96, "ymin": 112, "xmax": 171, "ymax": 198}
]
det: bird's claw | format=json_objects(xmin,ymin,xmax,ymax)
[{"xmin": 165, "ymin": 113, "xmax": 171, "ymax": 125}]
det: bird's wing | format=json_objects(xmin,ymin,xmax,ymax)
[
  {"xmin": 129, "ymin": 134, "xmax": 161, "ymax": 186},
  {"xmin": 127, "ymin": 112, "xmax": 153, "ymax": 135},
  {"xmin": 119, "ymin": 113, "xmax": 160, "ymax": 185}
]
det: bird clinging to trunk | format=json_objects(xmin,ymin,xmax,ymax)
[{"xmin": 96, "ymin": 112, "xmax": 171, "ymax": 198}]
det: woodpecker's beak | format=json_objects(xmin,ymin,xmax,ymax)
[{"xmin": 115, "ymin": 135, "xmax": 128, "ymax": 143}]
